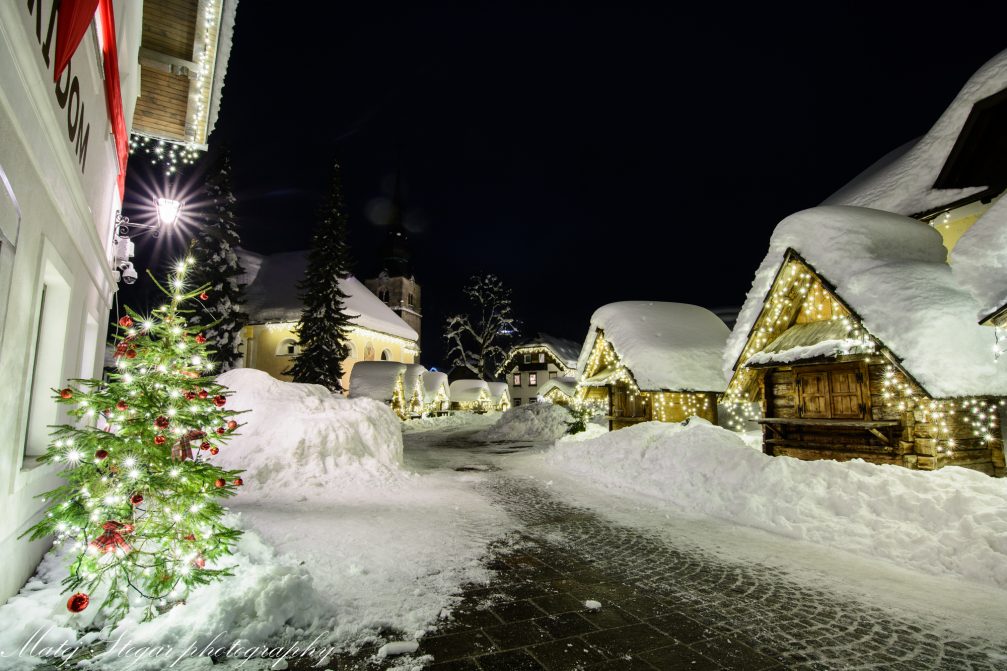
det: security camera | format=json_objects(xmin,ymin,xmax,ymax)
[{"xmin": 119, "ymin": 261, "xmax": 138, "ymax": 285}]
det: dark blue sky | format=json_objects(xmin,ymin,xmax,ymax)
[{"xmin": 128, "ymin": 2, "xmax": 1007, "ymax": 368}]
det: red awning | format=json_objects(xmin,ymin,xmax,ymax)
[{"xmin": 52, "ymin": 0, "xmax": 100, "ymax": 83}]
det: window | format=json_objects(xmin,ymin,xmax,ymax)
[
  {"xmin": 523, "ymin": 353, "xmax": 531, "ymax": 363},
  {"xmin": 407, "ymin": 293, "xmax": 414, "ymax": 307},
  {"xmin": 380, "ymin": 349, "xmax": 392, "ymax": 361},
  {"xmin": 538, "ymin": 353, "xmax": 546, "ymax": 363},
  {"xmin": 276, "ymin": 338, "xmax": 299, "ymax": 356},
  {"xmin": 364, "ymin": 343, "xmax": 375, "ymax": 360},
  {"xmin": 514, "ymin": 398, "xmax": 522, "ymax": 407},
  {"xmin": 513, "ymin": 373, "xmax": 521, "ymax": 387},
  {"xmin": 346, "ymin": 341, "xmax": 356, "ymax": 359},
  {"xmin": 796, "ymin": 365, "xmax": 865, "ymax": 419},
  {"xmin": 529, "ymin": 397, "xmax": 538, "ymax": 403},
  {"xmin": 549, "ymin": 371, "xmax": 558, "ymax": 379},
  {"xmin": 378, "ymin": 288, "xmax": 389, "ymax": 304},
  {"xmin": 528, "ymin": 373, "xmax": 538, "ymax": 386}
]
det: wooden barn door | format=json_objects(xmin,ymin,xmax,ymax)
[{"xmin": 796, "ymin": 365, "xmax": 866, "ymax": 419}]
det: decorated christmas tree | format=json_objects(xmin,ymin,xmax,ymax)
[
  {"xmin": 188, "ymin": 149, "xmax": 248, "ymax": 371},
  {"xmin": 285, "ymin": 161, "xmax": 355, "ymax": 391},
  {"xmin": 25, "ymin": 258, "xmax": 245, "ymax": 624}
]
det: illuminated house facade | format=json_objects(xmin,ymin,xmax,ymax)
[
  {"xmin": 237, "ymin": 250, "xmax": 420, "ymax": 392},
  {"xmin": 498, "ymin": 334, "xmax": 579, "ymax": 407}
]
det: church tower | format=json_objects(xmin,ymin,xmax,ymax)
[{"xmin": 365, "ymin": 185, "xmax": 422, "ymax": 350}]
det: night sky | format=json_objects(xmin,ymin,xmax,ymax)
[{"xmin": 126, "ymin": 3, "xmax": 1006, "ymax": 369}]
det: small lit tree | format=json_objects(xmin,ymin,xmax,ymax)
[
  {"xmin": 444, "ymin": 274, "xmax": 520, "ymax": 380},
  {"xmin": 25, "ymin": 258, "xmax": 245, "ymax": 624}
]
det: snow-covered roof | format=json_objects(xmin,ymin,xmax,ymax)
[
  {"xmin": 578, "ymin": 302, "xmax": 730, "ymax": 392},
  {"xmin": 539, "ymin": 376, "xmax": 577, "ymax": 398},
  {"xmin": 449, "ymin": 380, "xmax": 489, "ymax": 403},
  {"xmin": 421, "ymin": 371, "xmax": 449, "ymax": 403},
  {"xmin": 746, "ymin": 321, "xmax": 867, "ymax": 367},
  {"xmin": 725, "ymin": 206, "xmax": 1006, "ymax": 397},
  {"xmin": 234, "ymin": 247, "xmax": 264, "ymax": 286},
  {"xmin": 950, "ymin": 196, "xmax": 1007, "ymax": 320},
  {"xmin": 513, "ymin": 334, "xmax": 581, "ymax": 368},
  {"xmin": 348, "ymin": 361, "xmax": 406, "ymax": 401},
  {"xmin": 824, "ymin": 49, "xmax": 1007, "ymax": 214},
  {"xmin": 403, "ymin": 364, "xmax": 427, "ymax": 397},
  {"xmin": 206, "ymin": 0, "xmax": 239, "ymax": 142},
  {"xmin": 486, "ymin": 382, "xmax": 510, "ymax": 402},
  {"xmin": 243, "ymin": 251, "xmax": 418, "ymax": 341}
]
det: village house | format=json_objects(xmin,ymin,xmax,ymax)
[
  {"xmin": 723, "ymin": 207, "xmax": 1006, "ymax": 475},
  {"xmin": 486, "ymin": 382, "xmax": 512, "ymax": 412},
  {"xmin": 498, "ymin": 334, "xmax": 580, "ymax": 407},
  {"xmin": 421, "ymin": 371, "xmax": 451, "ymax": 415},
  {"xmin": 348, "ymin": 361, "xmax": 408, "ymax": 418},
  {"xmin": 237, "ymin": 249, "xmax": 420, "ymax": 392},
  {"xmin": 577, "ymin": 302, "xmax": 729, "ymax": 431}
]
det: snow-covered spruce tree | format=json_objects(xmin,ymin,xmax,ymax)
[
  {"xmin": 285, "ymin": 161, "xmax": 354, "ymax": 391},
  {"xmin": 25, "ymin": 261, "xmax": 244, "ymax": 624},
  {"xmin": 188, "ymin": 149, "xmax": 248, "ymax": 371},
  {"xmin": 444, "ymin": 274, "xmax": 520, "ymax": 380}
]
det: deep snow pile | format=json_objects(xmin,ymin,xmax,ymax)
[
  {"xmin": 213, "ymin": 368, "xmax": 406, "ymax": 501},
  {"xmin": 545, "ymin": 420, "xmax": 1007, "ymax": 589},
  {"xmin": 483, "ymin": 403, "xmax": 573, "ymax": 442}
]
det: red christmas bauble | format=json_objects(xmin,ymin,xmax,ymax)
[
  {"xmin": 193, "ymin": 555, "xmax": 206, "ymax": 569},
  {"xmin": 214, "ymin": 478, "xmax": 225, "ymax": 488},
  {"xmin": 154, "ymin": 435, "xmax": 166, "ymax": 445},
  {"xmin": 198, "ymin": 389, "xmax": 209, "ymax": 399},
  {"xmin": 130, "ymin": 493, "xmax": 144, "ymax": 505},
  {"xmin": 226, "ymin": 420, "xmax": 238, "ymax": 431},
  {"xmin": 59, "ymin": 388, "xmax": 73, "ymax": 399},
  {"xmin": 67, "ymin": 593, "xmax": 89, "ymax": 613},
  {"xmin": 200, "ymin": 441, "xmax": 211, "ymax": 451},
  {"xmin": 116, "ymin": 400, "xmax": 128, "ymax": 411},
  {"xmin": 199, "ymin": 292, "xmax": 209, "ymax": 301},
  {"xmin": 209, "ymin": 447, "xmax": 219, "ymax": 455},
  {"xmin": 233, "ymin": 478, "xmax": 243, "ymax": 486},
  {"xmin": 216, "ymin": 427, "xmax": 226, "ymax": 435},
  {"xmin": 213, "ymin": 395, "xmax": 226, "ymax": 408},
  {"xmin": 184, "ymin": 391, "xmax": 197, "ymax": 401},
  {"xmin": 118, "ymin": 316, "xmax": 133, "ymax": 328},
  {"xmin": 184, "ymin": 533, "xmax": 196, "ymax": 541},
  {"xmin": 125, "ymin": 349, "xmax": 137, "ymax": 359},
  {"xmin": 195, "ymin": 334, "xmax": 207, "ymax": 344},
  {"xmin": 154, "ymin": 416, "xmax": 170, "ymax": 429},
  {"xmin": 94, "ymin": 449, "xmax": 108, "ymax": 461}
]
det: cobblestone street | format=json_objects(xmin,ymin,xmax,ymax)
[{"xmin": 408, "ymin": 430, "xmax": 1007, "ymax": 671}]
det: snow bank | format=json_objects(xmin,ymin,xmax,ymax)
[
  {"xmin": 546, "ymin": 420, "xmax": 1007, "ymax": 588},
  {"xmin": 950, "ymin": 195, "xmax": 1007, "ymax": 319},
  {"xmin": 725, "ymin": 206, "xmax": 1006, "ymax": 397},
  {"xmin": 578, "ymin": 302, "xmax": 729, "ymax": 392},
  {"xmin": 213, "ymin": 369, "xmax": 405, "ymax": 501},
  {"xmin": 483, "ymin": 403, "xmax": 573, "ymax": 442},
  {"xmin": 825, "ymin": 49, "xmax": 1007, "ymax": 214},
  {"xmin": 402, "ymin": 412, "xmax": 499, "ymax": 434},
  {"xmin": 0, "ymin": 521, "xmax": 319, "ymax": 671}
]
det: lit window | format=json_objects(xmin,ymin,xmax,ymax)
[
  {"xmin": 538, "ymin": 353, "xmax": 546, "ymax": 363},
  {"xmin": 513, "ymin": 373, "xmax": 521, "ymax": 387},
  {"xmin": 528, "ymin": 373, "xmax": 538, "ymax": 386}
]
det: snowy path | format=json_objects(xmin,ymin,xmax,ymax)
[{"xmin": 405, "ymin": 429, "xmax": 1007, "ymax": 670}]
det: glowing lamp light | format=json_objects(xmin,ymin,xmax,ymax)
[{"xmin": 155, "ymin": 198, "xmax": 183, "ymax": 227}]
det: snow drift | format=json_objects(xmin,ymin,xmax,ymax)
[
  {"xmin": 213, "ymin": 369, "xmax": 406, "ymax": 501},
  {"xmin": 546, "ymin": 420, "xmax": 1007, "ymax": 589},
  {"xmin": 483, "ymin": 403, "xmax": 573, "ymax": 442}
]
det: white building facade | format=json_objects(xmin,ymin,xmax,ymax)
[{"xmin": 0, "ymin": 0, "xmax": 143, "ymax": 602}]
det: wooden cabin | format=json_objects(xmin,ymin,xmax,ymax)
[
  {"xmin": 487, "ymin": 382, "xmax": 512, "ymax": 412},
  {"xmin": 421, "ymin": 371, "xmax": 451, "ymax": 415},
  {"xmin": 449, "ymin": 380, "xmax": 492, "ymax": 413},
  {"xmin": 724, "ymin": 207, "xmax": 1006, "ymax": 476},
  {"xmin": 539, "ymin": 376, "xmax": 577, "ymax": 406},
  {"xmin": 348, "ymin": 361, "xmax": 408, "ymax": 419},
  {"xmin": 576, "ymin": 302, "xmax": 729, "ymax": 431}
]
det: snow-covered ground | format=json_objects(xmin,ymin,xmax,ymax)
[
  {"xmin": 402, "ymin": 412, "xmax": 499, "ymax": 434},
  {"xmin": 529, "ymin": 418, "xmax": 1007, "ymax": 590},
  {"xmin": 0, "ymin": 374, "xmax": 510, "ymax": 670}
]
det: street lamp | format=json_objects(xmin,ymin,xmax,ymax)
[{"xmin": 112, "ymin": 197, "xmax": 184, "ymax": 284}]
